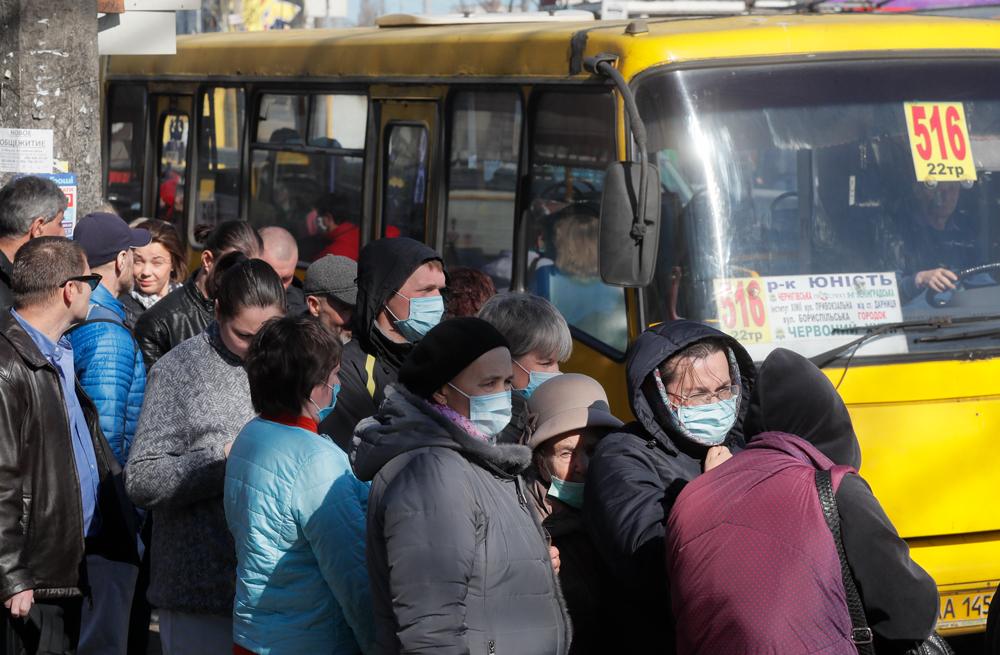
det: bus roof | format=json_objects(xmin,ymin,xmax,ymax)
[{"xmin": 104, "ymin": 14, "xmax": 1000, "ymax": 82}]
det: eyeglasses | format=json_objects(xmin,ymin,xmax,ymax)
[
  {"xmin": 59, "ymin": 274, "xmax": 102, "ymax": 292},
  {"xmin": 668, "ymin": 384, "xmax": 740, "ymax": 407}
]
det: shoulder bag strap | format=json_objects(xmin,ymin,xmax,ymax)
[{"xmin": 815, "ymin": 469, "xmax": 877, "ymax": 655}]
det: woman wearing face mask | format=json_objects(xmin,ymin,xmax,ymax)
[
  {"xmin": 224, "ymin": 315, "xmax": 374, "ymax": 655},
  {"xmin": 524, "ymin": 374, "xmax": 626, "ymax": 655},
  {"xmin": 583, "ymin": 321, "xmax": 755, "ymax": 653},
  {"xmin": 352, "ymin": 317, "xmax": 571, "ymax": 655},
  {"xmin": 125, "ymin": 257, "xmax": 286, "ymax": 654},
  {"xmin": 478, "ymin": 292, "xmax": 572, "ymax": 444}
]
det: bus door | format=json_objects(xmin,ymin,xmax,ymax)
[
  {"xmin": 150, "ymin": 94, "xmax": 193, "ymax": 233},
  {"xmin": 373, "ymin": 94, "xmax": 441, "ymax": 246},
  {"xmin": 105, "ymin": 84, "xmax": 148, "ymax": 223}
]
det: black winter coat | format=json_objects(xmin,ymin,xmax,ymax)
[
  {"xmin": 0, "ymin": 313, "xmax": 138, "ymax": 602},
  {"xmin": 134, "ymin": 271, "xmax": 213, "ymax": 369},
  {"xmin": 353, "ymin": 385, "xmax": 571, "ymax": 655},
  {"xmin": 583, "ymin": 320, "xmax": 756, "ymax": 651},
  {"xmin": 319, "ymin": 238, "xmax": 441, "ymax": 447}
]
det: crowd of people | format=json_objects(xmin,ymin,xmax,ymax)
[{"xmin": 0, "ymin": 173, "xmax": 981, "ymax": 655}]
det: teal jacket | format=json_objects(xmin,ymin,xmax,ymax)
[{"xmin": 225, "ymin": 417, "xmax": 375, "ymax": 655}]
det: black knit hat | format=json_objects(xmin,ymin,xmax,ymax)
[{"xmin": 399, "ymin": 317, "xmax": 510, "ymax": 399}]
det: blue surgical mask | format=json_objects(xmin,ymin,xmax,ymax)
[
  {"xmin": 448, "ymin": 384, "xmax": 512, "ymax": 437},
  {"xmin": 388, "ymin": 292, "xmax": 444, "ymax": 342},
  {"xmin": 514, "ymin": 360, "xmax": 561, "ymax": 398},
  {"xmin": 547, "ymin": 476, "xmax": 585, "ymax": 509},
  {"xmin": 676, "ymin": 396, "xmax": 738, "ymax": 446},
  {"xmin": 310, "ymin": 383, "xmax": 341, "ymax": 422}
]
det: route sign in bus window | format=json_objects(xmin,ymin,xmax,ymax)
[{"xmin": 445, "ymin": 90, "xmax": 522, "ymax": 291}]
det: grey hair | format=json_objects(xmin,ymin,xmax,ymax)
[
  {"xmin": 0, "ymin": 176, "xmax": 67, "ymax": 239},
  {"xmin": 478, "ymin": 292, "xmax": 572, "ymax": 361}
]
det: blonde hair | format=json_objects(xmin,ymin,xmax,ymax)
[{"xmin": 553, "ymin": 213, "xmax": 599, "ymax": 278}]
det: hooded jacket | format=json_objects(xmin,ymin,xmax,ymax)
[
  {"xmin": 736, "ymin": 348, "xmax": 938, "ymax": 654},
  {"xmin": 582, "ymin": 320, "xmax": 755, "ymax": 650},
  {"xmin": 319, "ymin": 238, "xmax": 442, "ymax": 450},
  {"xmin": 353, "ymin": 385, "xmax": 570, "ymax": 655}
]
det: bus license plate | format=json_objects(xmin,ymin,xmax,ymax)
[{"xmin": 937, "ymin": 585, "xmax": 994, "ymax": 632}]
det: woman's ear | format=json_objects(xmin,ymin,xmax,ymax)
[{"xmin": 431, "ymin": 386, "xmax": 449, "ymax": 406}]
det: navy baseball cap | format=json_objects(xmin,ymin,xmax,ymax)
[{"xmin": 74, "ymin": 212, "xmax": 151, "ymax": 268}]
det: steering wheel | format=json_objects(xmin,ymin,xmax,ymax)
[
  {"xmin": 769, "ymin": 191, "xmax": 798, "ymax": 215},
  {"xmin": 926, "ymin": 262, "xmax": 1000, "ymax": 308}
]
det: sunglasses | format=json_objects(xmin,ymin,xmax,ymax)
[{"xmin": 59, "ymin": 274, "xmax": 102, "ymax": 292}]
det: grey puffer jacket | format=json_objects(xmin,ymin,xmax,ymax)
[{"xmin": 352, "ymin": 385, "xmax": 571, "ymax": 655}]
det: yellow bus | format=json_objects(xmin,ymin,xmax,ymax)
[{"xmin": 103, "ymin": 11, "xmax": 1000, "ymax": 634}]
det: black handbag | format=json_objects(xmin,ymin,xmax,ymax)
[{"xmin": 814, "ymin": 470, "xmax": 954, "ymax": 655}]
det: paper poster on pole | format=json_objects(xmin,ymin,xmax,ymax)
[
  {"xmin": 38, "ymin": 173, "xmax": 78, "ymax": 238},
  {"xmin": 0, "ymin": 128, "xmax": 54, "ymax": 174}
]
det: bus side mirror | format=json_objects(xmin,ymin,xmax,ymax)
[{"xmin": 600, "ymin": 160, "xmax": 661, "ymax": 287}]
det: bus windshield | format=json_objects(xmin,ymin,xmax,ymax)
[{"xmin": 637, "ymin": 59, "xmax": 1000, "ymax": 362}]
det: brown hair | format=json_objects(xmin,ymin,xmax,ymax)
[
  {"xmin": 444, "ymin": 267, "xmax": 496, "ymax": 319},
  {"xmin": 660, "ymin": 338, "xmax": 729, "ymax": 389},
  {"xmin": 135, "ymin": 218, "xmax": 186, "ymax": 282},
  {"xmin": 246, "ymin": 315, "xmax": 342, "ymax": 416},
  {"xmin": 12, "ymin": 237, "xmax": 86, "ymax": 308}
]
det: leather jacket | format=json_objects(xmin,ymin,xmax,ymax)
[
  {"xmin": 0, "ymin": 312, "xmax": 137, "ymax": 602},
  {"xmin": 134, "ymin": 271, "xmax": 213, "ymax": 369}
]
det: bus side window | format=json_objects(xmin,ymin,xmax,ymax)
[
  {"xmin": 525, "ymin": 90, "xmax": 628, "ymax": 355},
  {"xmin": 444, "ymin": 91, "xmax": 522, "ymax": 291},
  {"xmin": 157, "ymin": 112, "xmax": 189, "ymax": 224},
  {"xmin": 106, "ymin": 84, "xmax": 146, "ymax": 222},
  {"xmin": 383, "ymin": 124, "xmax": 428, "ymax": 242},
  {"xmin": 196, "ymin": 87, "xmax": 245, "ymax": 233},
  {"xmin": 249, "ymin": 92, "xmax": 367, "ymax": 262}
]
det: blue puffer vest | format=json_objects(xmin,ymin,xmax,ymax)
[{"xmin": 67, "ymin": 284, "xmax": 146, "ymax": 466}]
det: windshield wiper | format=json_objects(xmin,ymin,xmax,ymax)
[
  {"xmin": 810, "ymin": 313, "xmax": 1000, "ymax": 367},
  {"xmin": 914, "ymin": 325, "xmax": 1000, "ymax": 344},
  {"xmin": 809, "ymin": 319, "xmax": 950, "ymax": 368}
]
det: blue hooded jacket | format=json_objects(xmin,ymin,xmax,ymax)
[{"xmin": 67, "ymin": 284, "xmax": 146, "ymax": 466}]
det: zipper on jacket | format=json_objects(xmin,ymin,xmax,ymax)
[{"xmin": 514, "ymin": 477, "xmax": 527, "ymax": 509}]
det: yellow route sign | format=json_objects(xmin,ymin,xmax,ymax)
[{"xmin": 904, "ymin": 102, "xmax": 977, "ymax": 183}]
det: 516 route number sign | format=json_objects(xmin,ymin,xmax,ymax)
[{"xmin": 904, "ymin": 102, "xmax": 977, "ymax": 183}]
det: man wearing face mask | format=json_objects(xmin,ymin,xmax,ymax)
[
  {"xmin": 584, "ymin": 320, "xmax": 755, "ymax": 653},
  {"xmin": 319, "ymin": 237, "xmax": 446, "ymax": 451},
  {"xmin": 352, "ymin": 317, "xmax": 570, "ymax": 655},
  {"xmin": 524, "ymin": 374, "xmax": 627, "ymax": 655}
]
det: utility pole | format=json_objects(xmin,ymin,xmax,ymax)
[{"xmin": 0, "ymin": 0, "xmax": 102, "ymax": 213}]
